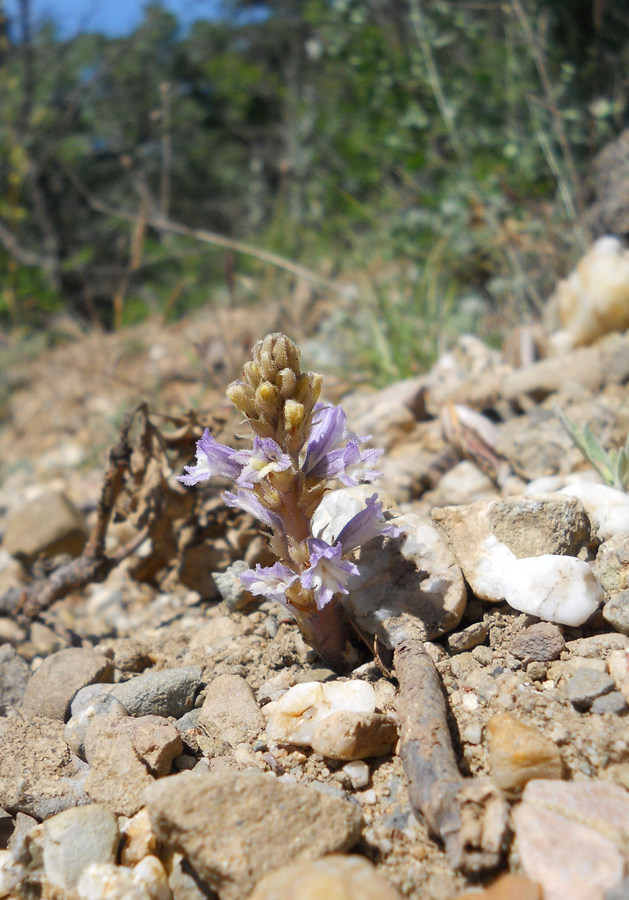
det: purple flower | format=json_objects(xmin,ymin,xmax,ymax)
[
  {"xmin": 223, "ymin": 489, "xmax": 283, "ymax": 530},
  {"xmin": 300, "ymin": 538, "xmax": 360, "ymax": 609},
  {"xmin": 233, "ymin": 437, "xmax": 292, "ymax": 489},
  {"xmin": 302, "ymin": 403, "xmax": 382, "ymax": 485},
  {"xmin": 336, "ymin": 494, "xmax": 400, "ymax": 553},
  {"xmin": 240, "ymin": 562, "xmax": 298, "ymax": 606},
  {"xmin": 178, "ymin": 429, "xmax": 243, "ymax": 486}
]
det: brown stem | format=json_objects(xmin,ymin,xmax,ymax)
[{"xmin": 293, "ymin": 601, "xmax": 356, "ymax": 674}]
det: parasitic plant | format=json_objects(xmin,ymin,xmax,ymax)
[{"xmin": 178, "ymin": 333, "xmax": 398, "ymax": 671}]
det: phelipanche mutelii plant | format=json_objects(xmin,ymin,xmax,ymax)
[{"xmin": 178, "ymin": 332, "xmax": 398, "ymax": 672}]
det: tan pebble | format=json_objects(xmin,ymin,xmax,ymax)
[
  {"xmin": 248, "ymin": 854, "xmax": 402, "ymax": 900},
  {"xmin": 486, "ymin": 713, "xmax": 563, "ymax": 794},
  {"xmin": 120, "ymin": 808, "xmax": 158, "ymax": 866},
  {"xmin": 311, "ymin": 711, "xmax": 397, "ymax": 761},
  {"xmin": 455, "ymin": 873, "xmax": 541, "ymax": 899},
  {"xmin": 609, "ymin": 649, "xmax": 629, "ymax": 702}
]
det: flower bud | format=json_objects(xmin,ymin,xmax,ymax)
[
  {"xmin": 226, "ymin": 382, "xmax": 257, "ymax": 418},
  {"xmin": 284, "ymin": 399, "xmax": 305, "ymax": 433},
  {"xmin": 278, "ymin": 367, "xmax": 297, "ymax": 399},
  {"xmin": 243, "ymin": 361, "xmax": 262, "ymax": 387},
  {"xmin": 255, "ymin": 381, "xmax": 280, "ymax": 419}
]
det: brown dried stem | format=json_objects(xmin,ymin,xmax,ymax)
[{"xmin": 394, "ymin": 639, "xmax": 507, "ymax": 874}]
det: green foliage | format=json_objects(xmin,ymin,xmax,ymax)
[
  {"xmin": 555, "ymin": 407, "xmax": 629, "ymax": 492},
  {"xmin": 0, "ymin": 0, "xmax": 627, "ymax": 371}
]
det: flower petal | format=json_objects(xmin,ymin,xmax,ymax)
[
  {"xmin": 240, "ymin": 562, "xmax": 298, "ymax": 606},
  {"xmin": 300, "ymin": 538, "xmax": 360, "ymax": 610},
  {"xmin": 336, "ymin": 494, "xmax": 400, "ymax": 554},
  {"xmin": 233, "ymin": 437, "xmax": 292, "ymax": 488},
  {"xmin": 222, "ymin": 489, "xmax": 283, "ymax": 530},
  {"xmin": 178, "ymin": 429, "xmax": 243, "ymax": 486}
]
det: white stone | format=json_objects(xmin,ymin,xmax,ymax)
[
  {"xmin": 559, "ymin": 482, "xmax": 629, "ymax": 540},
  {"xmin": 475, "ymin": 535, "xmax": 602, "ymax": 626},
  {"xmin": 76, "ymin": 858, "xmax": 171, "ymax": 900},
  {"xmin": 0, "ymin": 850, "xmax": 24, "ymax": 898},
  {"xmin": 343, "ymin": 760, "xmax": 370, "ymax": 789},
  {"xmin": 264, "ymin": 680, "xmax": 376, "ymax": 745}
]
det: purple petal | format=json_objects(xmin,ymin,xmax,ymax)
[
  {"xmin": 300, "ymin": 538, "xmax": 360, "ymax": 610},
  {"xmin": 233, "ymin": 437, "xmax": 292, "ymax": 488},
  {"xmin": 240, "ymin": 562, "xmax": 298, "ymax": 606},
  {"xmin": 178, "ymin": 429, "xmax": 243, "ymax": 486},
  {"xmin": 336, "ymin": 494, "xmax": 400, "ymax": 554},
  {"xmin": 222, "ymin": 489, "xmax": 283, "ymax": 530},
  {"xmin": 337, "ymin": 441, "xmax": 383, "ymax": 486},
  {"xmin": 303, "ymin": 404, "xmax": 348, "ymax": 477}
]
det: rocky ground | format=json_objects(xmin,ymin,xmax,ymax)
[{"xmin": 1, "ymin": 283, "xmax": 629, "ymax": 900}]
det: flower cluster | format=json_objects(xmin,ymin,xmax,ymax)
[{"xmin": 178, "ymin": 333, "xmax": 397, "ymax": 670}]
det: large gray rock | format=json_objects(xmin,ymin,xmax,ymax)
[
  {"xmin": 21, "ymin": 648, "xmax": 114, "ymax": 721},
  {"xmin": 43, "ymin": 804, "xmax": 119, "ymax": 892},
  {"xmin": 145, "ymin": 771, "xmax": 363, "ymax": 900},
  {"xmin": 110, "ymin": 665, "xmax": 202, "ymax": 718},
  {"xmin": 2, "ymin": 491, "xmax": 88, "ymax": 563}
]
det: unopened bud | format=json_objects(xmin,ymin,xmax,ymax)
[
  {"xmin": 226, "ymin": 382, "xmax": 257, "ymax": 417},
  {"xmin": 278, "ymin": 367, "xmax": 297, "ymax": 399},
  {"xmin": 255, "ymin": 381, "xmax": 280, "ymax": 418},
  {"xmin": 243, "ymin": 361, "xmax": 262, "ymax": 387},
  {"xmin": 284, "ymin": 399, "xmax": 305, "ymax": 433}
]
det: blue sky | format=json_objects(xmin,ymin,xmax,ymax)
[{"xmin": 4, "ymin": 0, "xmax": 226, "ymax": 39}]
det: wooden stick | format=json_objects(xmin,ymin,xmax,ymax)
[{"xmin": 394, "ymin": 639, "xmax": 507, "ymax": 874}]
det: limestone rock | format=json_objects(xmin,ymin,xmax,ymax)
[
  {"xmin": 145, "ymin": 771, "xmax": 363, "ymax": 900},
  {"xmin": 3, "ymin": 490, "xmax": 87, "ymax": 563},
  {"xmin": 0, "ymin": 713, "xmax": 90, "ymax": 818},
  {"xmin": 264, "ymin": 680, "xmax": 376, "ymax": 746},
  {"xmin": 198, "ymin": 674, "xmax": 263, "ymax": 747},
  {"xmin": 310, "ymin": 711, "xmax": 397, "ymax": 760},
  {"xmin": 249, "ymin": 854, "xmax": 402, "ymax": 900},
  {"xmin": 42, "ymin": 804, "xmax": 119, "ymax": 892},
  {"xmin": 21, "ymin": 648, "xmax": 114, "ymax": 721},
  {"xmin": 486, "ymin": 713, "xmax": 563, "ymax": 793}
]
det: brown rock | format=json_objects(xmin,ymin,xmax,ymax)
[
  {"xmin": 112, "ymin": 715, "xmax": 183, "ymax": 776},
  {"xmin": 456, "ymin": 873, "xmax": 541, "ymax": 900},
  {"xmin": 310, "ymin": 711, "xmax": 398, "ymax": 761},
  {"xmin": 84, "ymin": 715, "xmax": 155, "ymax": 816},
  {"xmin": 3, "ymin": 491, "xmax": 87, "ymax": 563},
  {"xmin": 198, "ymin": 674, "xmax": 263, "ymax": 747},
  {"xmin": 21, "ymin": 648, "xmax": 114, "ymax": 721},
  {"xmin": 486, "ymin": 713, "xmax": 563, "ymax": 793},
  {"xmin": 249, "ymin": 854, "xmax": 402, "ymax": 900},
  {"xmin": 509, "ymin": 623, "xmax": 565, "ymax": 663},
  {"xmin": 145, "ymin": 770, "xmax": 363, "ymax": 900}
]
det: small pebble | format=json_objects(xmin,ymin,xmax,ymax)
[
  {"xmin": 510, "ymin": 622, "xmax": 565, "ymax": 663},
  {"xmin": 590, "ymin": 692, "xmax": 628, "ymax": 715},
  {"xmin": 566, "ymin": 668, "xmax": 615, "ymax": 710},
  {"xmin": 486, "ymin": 713, "xmax": 563, "ymax": 793},
  {"xmin": 21, "ymin": 648, "xmax": 114, "ymax": 721},
  {"xmin": 42, "ymin": 804, "xmax": 119, "ymax": 892},
  {"xmin": 110, "ymin": 665, "xmax": 203, "ymax": 718},
  {"xmin": 248, "ymin": 854, "xmax": 402, "ymax": 899},
  {"xmin": 603, "ymin": 590, "xmax": 629, "ymax": 635},
  {"xmin": 342, "ymin": 760, "xmax": 370, "ymax": 790},
  {"xmin": 264, "ymin": 680, "xmax": 376, "ymax": 746},
  {"xmin": 311, "ymin": 711, "xmax": 397, "ymax": 761},
  {"xmin": 456, "ymin": 873, "xmax": 542, "ymax": 899},
  {"xmin": 461, "ymin": 723, "xmax": 482, "ymax": 745},
  {"xmin": 447, "ymin": 621, "xmax": 489, "ymax": 654},
  {"xmin": 471, "ymin": 645, "xmax": 494, "ymax": 666}
]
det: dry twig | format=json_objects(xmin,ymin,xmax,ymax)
[{"xmin": 394, "ymin": 639, "xmax": 508, "ymax": 873}]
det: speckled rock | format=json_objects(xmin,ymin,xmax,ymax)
[
  {"xmin": 310, "ymin": 711, "xmax": 397, "ymax": 761},
  {"xmin": 110, "ymin": 665, "xmax": 202, "ymax": 718},
  {"xmin": 0, "ymin": 714, "xmax": 90, "ymax": 818},
  {"xmin": 0, "ymin": 644, "xmax": 30, "ymax": 714},
  {"xmin": 3, "ymin": 490, "xmax": 88, "ymax": 563},
  {"xmin": 486, "ymin": 714, "xmax": 563, "ymax": 793},
  {"xmin": 509, "ymin": 623, "xmax": 565, "ymax": 664},
  {"xmin": 145, "ymin": 770, "xmax": 363, "ymax": 900},
  {"xmin": 248, "ymin": 854, "xmax": 403, "ymax": 900},
  {"xmin": 198, "ymin": 674, "xmax": 263, "ymax": 747},
  {"xmin": 42, "ymin": 804, "xmax": 119, "ymax": 892},
  {"xmin": 21, "ymin": 648, "xmax": 114, "ymax": 721}
]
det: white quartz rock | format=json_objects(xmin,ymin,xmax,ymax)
[
  {"xmin": 558, "ymin": 482, "xmax": 629, "ymax": 540},
  {"xmin": 264, "ymin": 680, "xmax": 376, "ymax": 746},
  {"xmin": 475, "ymin": 536, "xmax": 602, "ymax": 626}
]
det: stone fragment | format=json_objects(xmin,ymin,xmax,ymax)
[
  {"xmin": 77, "ymin": 856, "xmax": 170, "ymax": 900},
  {"xmin": 0, "ymin": 644, "xmax": 30, "ymax": 714},
  {"xmin": 316, "ymin": 495, "xmax": 466, "ymax": 646},
  {"xmin": 509, "ymin": 623, "xmax": 565, "ymax": 664},
  {"xmin": 0, "ymin": 714, "xmax": 89, "ymax": 818},
  {"xmin": 114, "ymin": 715, "xmax": 183, "ymax": 775},
  {"xmin": 590, "ymin": 692, "xmax": 628, "ymax": 715},
  {"xmin": 310, "ymin": 711, "xmax": 397, "ymax": 761},
  {"xmin": 214, "ymin": 560, "xmax": 253, "ymax": 611},
  {"xmin": 42, "ymin": 804, "xmax": 119, "ymax": 892},
  {"xmin": 566, "ymin": 633, "xmax": 629, "ymax": 658},
  {"xmin": 594, "ymin": 534, "xmax": 629, "ymax": 596},
  {"xmin": 486, "ymin": 714, "xmax": 563, "ymax": 793},
  {"xmin": 514, "ymin": 780, "xmax": 629, "ymax": 900},
  {"xmin": 342, "ymin": 760, "xmax": 370, "ymax": 790},
  {"xmin": 64, "ymin": 690, "xmax": 127, "ymax": 759},
  {"xmin": 486, "ymin": 494, "xmax": 591, "ymax": 558},
  {"xmin": 3, "ymin": 491, "xmax": 87, "ymax": 563},
  {"xmin": 145, "ymin": 771, "xmax": 363, "ymax": 900},
  {"xmin": 21, "ymin": 648, "xmax": 114, "ymax": 721},
  {"xmin": 110, "ymin": 666, "xmax": 202, "ymax": 718},
  {"xmin": 198, "ymin": 674, "xmax": 263, "ymax": 747},
  {"xmin": 566, "ymin": 668, "xmax": 615, "ymax": 710},
  {"xmin": 264, "ymin": 681, "xmax": 376, "ymax": 746},
  {"xmin": 120, "ymin": 808, "xmax": 158, "ymax": 866},
  {"xmin": 433, "ymin": 497, "xmax": 603, "ymax": 626},
  {"xmin": 456, "ymin": 873, "xmax": 542, "ymax": 900},
  {"xmin": 560, "ymin": 481, "xmax": 629, "ymax": 541},
  {"xmin": 603, "ymin": 591, "xmax": 629, "ymax": 635},
  {"xmin": 96, "ymin": 637, "xmax": 152, "ymax": 674},
  {"xmin": 248, "ymin": 854, "xmax": 402, "ymax": 900},
  {"xmin": 447, "ymin": 621, "xmax": 488, "ymax": 654},
  {"xmin": 84, "ymin": 715, "xmax": 155, "ymax": 817}
]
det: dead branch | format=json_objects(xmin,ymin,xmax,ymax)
[{"xmin": 394, "ymin": 639, "xmax": 507, "ymax": 874}]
